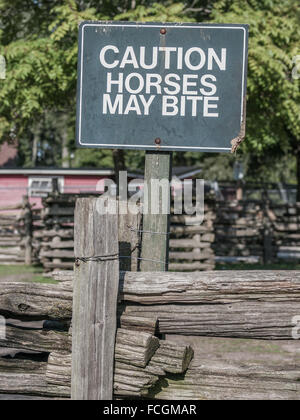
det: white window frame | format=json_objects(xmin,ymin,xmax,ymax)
[{"xmin": 28, "ymin": 176, "xmax": 64, "ymax": 197}]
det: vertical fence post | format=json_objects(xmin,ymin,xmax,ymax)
[
  {"xmin": 119, "ymin": 201, "xmax": 141, "ymax": 272},
  {"xmin": 22, "ymin": 195, "xmax": 32, "ymax": 265},
  {"xmin": 263, "ymin": 201, "xmax": 273, "ymax": 265},
  {"xmin": 72, "ymin": 197, "xmax": 119, "ymax": 400},
  {"xmin": 140, "ymin": 151, "xmax": 172, "ymax": 271}
]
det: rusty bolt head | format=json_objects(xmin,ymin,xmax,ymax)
[
  {"xmin": 160, "ymin": 28, "xmax": 167, "ymax": 35},
  {"xmin": 155, "ymin": 137, "xmax": 162, "ymax": 145}
]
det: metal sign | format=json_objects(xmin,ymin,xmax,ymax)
[{"xmin": 76, "ymin": 21, "xmax": 248, "ymax": 152}]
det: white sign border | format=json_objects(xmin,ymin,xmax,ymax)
[{"xmin": 78, "ymin": 23, "xmax": 247, "ymax": 151}]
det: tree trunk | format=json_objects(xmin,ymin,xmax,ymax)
[
  {"xmin": 297, "ymin": 145, "xmax": 300, "ymax": 203},
  {"xmin": 61, "ymin": 114, "xmax": 69, "ymax": 168},
  {"xmin": 31, "ymin": 126, "xmax": 40, "ymax": 166},
  {"xmin": 112, "ymin": 149, "xmax": 126, "ymax": 197},
  {"xmin": 61, "ymin": 131, "xmax": 69, "ymax": 168}
]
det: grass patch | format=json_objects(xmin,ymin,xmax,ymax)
[
  {"xmin": 216, "ymin": 262, "xmax": 300, "ymax": 270},
  {"xmin": 0, "ymin": 265, "xmax": 43, "ymax": 276},
  {"xmin": 0, "ymin": 264, "xmax": 57, "ymax": 284}
]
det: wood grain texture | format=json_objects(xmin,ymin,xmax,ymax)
[
  {"xmin": 120, "ymin": 270, "xmax": 300, "ymax": 304},
  {"xmin": 140, "ymin": 151, "xmax": 172, "ymax": 271},
  {"xmin": 0, "ymin": 325, "xmax": 71, "ymax": 353},
  {"xmin": 1, "ymin": 271, "xmax": 299, "ymax": 340},
  {"xmin": 0, "ymin": 373, "xmax": 70, "ymax": 398},
  {"xmin": 123, "ymin": 301, "xmax": 299, "ymax": 339},
  {"xmin": 71, "ymin": 197, "xmax": 119, "ymax": 400},
  {"xmin": 119, "ymin": 314, "xmax": 158, "ymax": 335},
  {"xmin": 0, "ymin": 282, "xmax": 72, "ymax": 320},
  {"xmin": 40, "ymin": 330, "xmax": 193, "ymax": 399},
  {"xmin": 151, "ymin": 336, "xmax": 300, "ymax": 400},
  {"xmin": 118, "ymin": 201, "xmax": 141, "ymax": 271},
  {"xmin": 114, "ymin": 328, "xmax": 159, "ymax": 368},
  {"xmin": 46, "ymin": 352, "xmax": 72, "ymax": 387}
]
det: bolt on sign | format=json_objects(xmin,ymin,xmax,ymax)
[{"xmin": 76, "ymin": 22, "xmax": 248, "ymax": 152}]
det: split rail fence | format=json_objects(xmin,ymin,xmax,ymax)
[
  {"xmin": 1, "ymin": 193, "xmax": 300, "ymax": 272},
  {"xmin": 0, "ymin": 196, "xmax": 41, "ymax": 266},
  {"xmin": 0, "ymin": 197, "xmax": 299, "ymax": 400},
  {"xmin": 36, "ymin": 194, "xmax": 300, "ymax": 270},
  {"xmin": 0, "ymin": 269, "xmax": 299, "ymax": 399},
  {"xmin": 37, "ymin": 193, "xmax": 216, "ymax": 272}
]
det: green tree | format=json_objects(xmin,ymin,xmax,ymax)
[
  {"xmin": 0, "ymin": 1, "xmax": 212, "ymax": 169},
  {"xmin": 1, "ymin": 0, "xmax": 299, "ymax": 196},
  {"xmin": 211, "ymin": 0, "xmax": 300, "ymax": 196},
  {"xmin": 0, "ymin": 0, "xmax": 98, "ymax": 166}
]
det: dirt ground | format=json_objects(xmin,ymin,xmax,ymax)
[
  {"xmin": 0, "ymin": 273, "xmax": 39, "ymax": 282},
  {"xmin": 0, "ymin": 265, "xmax": 53, "ymax": 283},
  {"xmin": 167, "ymin": 335, "xmax": 300, "ymax": 366}
]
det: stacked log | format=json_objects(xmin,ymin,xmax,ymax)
[
  {"xmin": 0, "ymin": 321, "xmax": 193, "ymax": 399},
  {"xmin": 151, "ymin": 336, "xmax": 300, "ymax": 400},
  {"xmin": 0, "ymin": 270, "xmax": 299, "ymax": 400},
  {"xmin": 0, "ymin": 199, "xmax": 43, "ymax": 265},
  {"xmin": 37, "ymin": 193, "xmax": 216, "ymax": 272},
  {"xmin": 0, "ymin": 278, "xmax": 194, "ymax": 399},
  {"xmin": 269, "ymin": 203, "xmax": 300, "ymax": 262},
  {"xmin": 1, "ymin": 271, "xmax": 299, "ymax": 340},
  {"xmin": 38, "ymin": 195, "xmax": 77, "ymax": 271},
  {"xmin": 5, "ymin": 192, "xmax": 300, "ymax": 269},
  {"xmin": 0, "ymin": 203, "xmax": 23, "ymax": 265},
  {"xmin": 169, "ymin": 201, "xmax": 215, "ymax": 271},
  {"xmin": 213, "ymin": 201, "xmax": 264, "ymax": 264}
]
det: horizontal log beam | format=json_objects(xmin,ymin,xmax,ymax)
[
  {"xmin": 169, "ymin": 250, "xmax": 214, "ymax": 260},
  {"xmin": 33, "ymin": 229, "xmax": 74, "ymax": 239},
  {"xmin": 114, "ymin": 329, "xmax": 159, "ymax": 368},
  {"xmin": 40, "ymin": 250, "xmax": 74, "ymax": 259},
  {"xmin": 0, "ymin": 329, "xmax": 193, "ymax": 399},
  {"xmin": 168, "ymin": 262, "xmax": 215, "ymax": 271},
  {"xmin": 1, "ymin": 271, "xmax": 299, "ymax": 339},
  {"xmin": 0, "ymin": 373, "xmax": 70, "ymax": 398},
  {"xmin": 169, "ymin": 239, "xmax": 213, "ymax": 248},
  {"xmin": 123, "ymin": 302, "xmax": 299, "ymax": 340},
  {"xmin": 120, "ymin": 271, "xmax": 300, "ymax": 304},
  {"xmin": 151, "ymin": 336, "xmax": 300, "ymax": 400},
  {"xmin": 0, "ymin": 282, "xmax": 72, "ymax": 320},
  {"xmin": 0, "ymin": 325, "xmax": 71, "ymax": 353}
]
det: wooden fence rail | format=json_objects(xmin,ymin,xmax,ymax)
[
  {"xmin": 1, "ymin": 270, "xmax": 299, "ymax": 340},
  {"xmin": 37, "ymin": 193, "xmax": 216, "ymax": 272},
  {"xmin": 36, "ymin": 194, "xmax": 300, "ymax": 271},
  {"xmin": 0, "ymin": 268, "xmax": 299, "ymax": 399},
  {"xmin": 2, "ymin": 193, "xmax": 300, "ymax": 271},
  {"xmin": 0, "ymin": 197, "xmax": 36, "ymax": 265}
]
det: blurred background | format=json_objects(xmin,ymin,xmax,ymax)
[
  {"xmin": 0, "ymin": 0, "xmax": 299, "ymax": 275},
  {"xmin": 0, "ymin": 0, "xmax": 299, "ymax": 185}
]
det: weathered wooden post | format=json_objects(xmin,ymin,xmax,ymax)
[
  {"xmin": 119, "ymin": 200, "xmax": 141, "ymax": 271},
  {"xmin": 74, "ymin": 21, "xmax": 249, "ymax": 399},
  {"xmin": 22, "ymin": 195, "xmax": 32, "ymax": 265},
  {"xmin": 140, "ymin": 151, "xmax": 172, "ymax": 271},
  {"xmin": 72, "ymin": 197, "xmax": 119, "ymax": 400},
  {"xmin": 263, "ymin": 200, "xmax": 273, "ymax": 264}
]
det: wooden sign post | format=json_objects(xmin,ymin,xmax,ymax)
[
  {"xmin": 72, "ymin": 198, "xmax": 119, "ymax": 400},
  {"xmin": 74, "ymin": 20, "xmax": 249, "ymax": 400},
  {"xmin": 140, "ymin": 151, "xmax": 172, "ymax": 271}
]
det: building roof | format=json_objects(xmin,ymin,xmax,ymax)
[
  {"xmin": 0, "ymin": 166, "xmax": 202, "ymax": 179},
  {"xmin": 0, "ymin": 168, "xmax": 115, "ymax": 176}
]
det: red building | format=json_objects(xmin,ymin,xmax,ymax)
[
  {"xmin": 0, "ymin": 168, "xmax": 115, "ymax": 209},
  {"xmin": 0, "ymin": 141, "xmax": 203, "ymax": 209}
]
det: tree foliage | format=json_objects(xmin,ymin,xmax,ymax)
[
  {"xmin": 212, "ymin": 0, "xmax": 300, "ymax": 159},
  {"xmin": 0, "ymin": 0, "xmax": 299, "ymax": 187}
]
